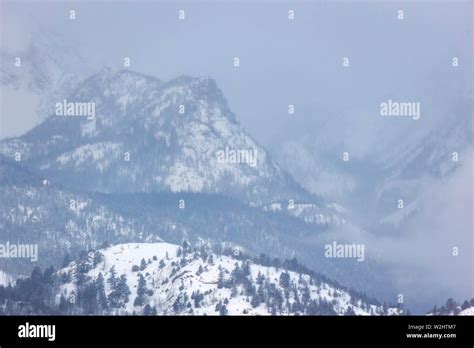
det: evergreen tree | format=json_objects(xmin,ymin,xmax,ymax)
[
  {"xmin": 108, "ymin": 274, "xmax": 130, "ymax": 308},
  {"xmin": 200, "ymin": 248, "xmax": 208, "ymax": 262},
  {"xmin": 60, "ymin": 271, "xmax": 72, "ymax": 284},
  {"xmin": 445, "ymin": 298, "xmax": 456, "ymax": 314},
  {"xmin": 307, "ymin": 299, "xmax": 319, "ymax": 315},
  {"xmin": 242, "ymin": 261, "xmax": 251, "ymax": 278},
  {"xmin": 28, "ymin": 267, "xmax": 47, "ymax": 310},
  {"xmin": 173, "ymin": 294, "xmax": 187, "ymax": 313},
  {"xmin": 43, "ymin": 266, "xmax": 55, "ymax": 285},
  {"xmin": 231, "ymin": 263, "xmax": 242, "ymax": 284},
  {"xmin": 279, "ymin": 272, "xmax": 290, "ymax": 289},
  {"xmin": 134, "ymin": 274, "xmax": 147, "ymax": 306},
  {"xmin": 96, "ymin": 273, "xmax": 108, "ymax": 310},
  {"xmin": 181, "ymin": 240, "xmax": 190, "ymax": 255},
  {"xmin": 140, "ymin": 258, "xmax": 147, "ymax": 271},
  {"xmin": 256, "ymin": 271, "xmax": 265, "ymax": 285},
  {"xmin": 345, "ymin": 306, "xmax": 356, "ymax": 316},
  {"xmin": 79, "ymin": 282, "xmax": 99, "ymax": 315},
  {"xmin": 58, "ymin": 295, "xmax": 69, "ymax": 314},
  {"xmin": 219, "ymin": 303, "xmax": 228, "ymax": 316},
  {"xmin": 257, "ymin": 285, "xmax": 265, "ymax": 303},
  {"xmin": 217, "ymin": 268, "xmax": 225, "ymax": 289},
  {"xmin": 159, "ymin": 260, "xmax": 166, "ymax": 269},
  {"xmin": 191, "ymin": 290, "xmax": 203, "ymax": 308},
  {"xmin": 251, "ymin": 293, "xmax": 260, "ymax": 308},
  {"xmin": 118, "ymin": 275, "xmax": 131, "ymax": 303},
  {"xmin": 319, "ymin": 299, "xmax": 337, "ymax": 315},
  {"xmin": 107, "ymin": 266, "xmax": 117, "ymax": 288},
  {"xmin": 143, "ymin": 304, "xmax": 152, "ymax": 315},
  {"xmin": 301, "ymin": 286, "xmax": 310, "ymax": 306},
  {"xmin": 207, "ymin": 254, "xmax": 214, "ymax": 265},
  {"xmin": 76, "ymin": 262, "xmax": 90, "ymax": 286},
  {"xmin": 93, "ymin": 251, "xmax": 103, "ymax": 267}
]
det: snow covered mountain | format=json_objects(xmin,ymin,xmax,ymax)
[
  {"xmin": 372, "ymin": 112, "xmax": 472, "ymax": 225},
  {"xmin": 2, "ymin": 66, "xmax": 444, "ymax": 313},
  {"xmin": 0, "ymin": 242, "xmax": 403, "ymax": 316},
  {"xmin": 0, "ymin": 69, "xmax": 308, "ymax": 205}
]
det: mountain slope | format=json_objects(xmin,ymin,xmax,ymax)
[
  {"xmin": 0, "ymin": 69, "xmax": 308, "ymax": 205},
  {"xmin": 0, "ymin": 156, "xmax": 163, "ymax": 274},
  {"xmin": 270, "ymin": 95, "xmax": 472, "ymax": 226},
  {"xmin": 0, "ymin": 155, "xmax": 357, "ymax": 292}
]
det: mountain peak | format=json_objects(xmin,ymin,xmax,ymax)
[
  {"xmin": 169, "ymin": 74, "xmax": 217, "ymax": 90},
  {"xmin": 81, "ymin": 68, "xmax": 162, "ymax": 93},
  {"xmin": 0, "ymin": 69, "xmax": 308, "ymax": 204}
]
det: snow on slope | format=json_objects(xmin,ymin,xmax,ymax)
[
  {"xmin": 0, "ymin": 156, "xmax": 165, "ymax": 273},
  {"xmin": 459, "ymin": 307, "xmax": 474, "ymax": 316},
  {"xmin": 0, "ymin": 270, "xmax": 16, "ymax": 286},
  {"xmin": 56, "ymin": 242, "xmax": 400, "ymax": 316},
  {"xmin": 263, "ymin": 200, "xmax": 347, "ymax": 226},
  {"xmin": 0, "ymin": 69, "xmax": 307, "ymax": 205}
]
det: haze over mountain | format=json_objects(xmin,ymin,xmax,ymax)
[
  {"xmin": 1, "ymin": 16, "xmax": 93, "ymax": 138},
  {"xmin": 0, "ymin": 1, "xmax": 471, "ymax": 316}
]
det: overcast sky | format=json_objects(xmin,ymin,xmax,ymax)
[{"xmin": 1, "ymin": 0, "xmax": 471, "ymax": 144}]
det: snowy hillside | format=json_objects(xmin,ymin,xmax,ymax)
[
  {"xmin": 52, "ymin": 242, "xmax": 401, "ymax": 315},
  {"xmin": 427, "ymin": 298, "xmax": 474, "ymax": 316},
  {"xmin": 459, "ymin": 307, "xmax": 474, "ymax": 316}
]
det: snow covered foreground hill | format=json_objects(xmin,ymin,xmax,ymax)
[{"xmin": 52, "ymin": 242, "xmax": 401, "ymax": 316}]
